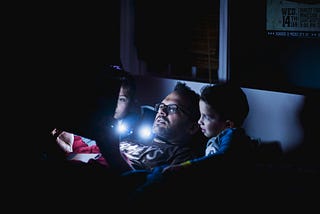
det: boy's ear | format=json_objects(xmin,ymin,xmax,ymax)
[{"xmin": 225, "ymin": 120, "xmax": 235, "ymax": 128}]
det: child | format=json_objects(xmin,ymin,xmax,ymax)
[
  {"xmin": 51, "ymin": 67, "xmax": 140, "ymax": 166},
  {"xmin": 163, "ymin": 82, "xmax": 256, "ymax": 173}
]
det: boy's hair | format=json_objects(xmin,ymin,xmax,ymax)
[
  {"xmin": 200, "ymin": 83, "xmax": 249, "ymax": 126},
  {"xmin": 174, "ymin": 81, "xmax": 200, "ymax": 122}
]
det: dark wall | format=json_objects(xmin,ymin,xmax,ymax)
[
  {"xmin": 228, "ymin": 0, "xmax": 320, "ymax": 94},
  {"xmin": 29, "ymin": 2, "xmax": 121, "ymax": 160},
  {"xmin": 134, "ymin": 0, "xmax": 219, "ymax": 70}
]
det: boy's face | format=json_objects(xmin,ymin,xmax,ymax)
[
  {"xmin": 113, "ymin": 86, "xmax": 131, "ymax": 120},
  {"xmin": 198, "ymin": 100, "xmax": 228, "ymax": 138}
]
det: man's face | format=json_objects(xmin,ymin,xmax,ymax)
[
  {"xmin": 152, "ymin": 91, "xmax": 194, "ymax": 143},
  {"xmin": 113, "ymin": 87, "xmax": 131, "ymax": 120}
]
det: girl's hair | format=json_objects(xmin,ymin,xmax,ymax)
[
  {"xmin": 120, "ymin": 72, "xmax": 136, "ymax": 101},
  {"xmin": 103, "ymin": 64, "xmax": 137, "ymax": 101}
]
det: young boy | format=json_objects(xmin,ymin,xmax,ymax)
[{"xmin": 164, "ymin": 82, "xmax": 255, "ymax": 172}]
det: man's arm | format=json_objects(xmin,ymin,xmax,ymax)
[{"xmin": 95, "ymin": 125, "xmax": 134, "ymax": 174}]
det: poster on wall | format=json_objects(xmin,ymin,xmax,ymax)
[{"xmin": 266, "ymin": 0, "xmax": 320, "ymax": 38}]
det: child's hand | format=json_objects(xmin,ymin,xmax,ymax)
[{"xmin": 51, "ymin": 128, "xmax": 74, "ymax": 153}]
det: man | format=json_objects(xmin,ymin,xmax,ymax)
[
  {"xmin": 52, "ymin": 81, "xmax": 205, "ymax": 173},
  {"xmin": 47, "ymin": 81, "xmax": 205, "ymax": 207},
  {"xmin": 95, "ymin": 81, "xmax": 204, "ymax": 173}
]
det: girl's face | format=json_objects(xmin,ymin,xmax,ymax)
[
  {"xmin": 198, "ymin": 100, "xmax": 228, "ymax": 138},
  {"xmin": 113, "ymin": 87, "xmax": 131, "ymax": 120}
]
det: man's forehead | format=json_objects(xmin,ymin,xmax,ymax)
[
  {"xmin": 163, "ymin": 92, "xmax": 187, "ymax": 106},
  {"xmin": 119, "ymin": 87, "xmax": 129, "ymax": 97}
]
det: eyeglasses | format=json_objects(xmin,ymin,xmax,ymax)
[{"xmin": 154, "ymin": 103, "xmax": 191, "ymax": 117}]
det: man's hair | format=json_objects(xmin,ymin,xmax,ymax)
[
  {"xmin": 173, "ymin": 81, "xmax": 200, "ymax": 122},
  {"xmin": 200, "ymin": 83, "xmax": 249, "ymax": 126}
]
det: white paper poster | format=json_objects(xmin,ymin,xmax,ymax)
[{"xmin": 266, "ymin": 0, "xmax": 320, "ymax": 38}]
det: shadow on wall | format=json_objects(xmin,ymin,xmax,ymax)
[
  {"xmin": 254, "ymin": 140, "xmax": 283, "ymax": 164},
  {"xmin": 242, "ymin": 87, "xmax": 305, "ymax": 154},
  {"xmin": 285, "ymin": 90, "xmax": 320, "ymax": 166}
]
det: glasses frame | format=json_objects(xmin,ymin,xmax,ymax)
[{"xmin": 154, "ymin": 103, "xmax": 191, "ymax": 118}]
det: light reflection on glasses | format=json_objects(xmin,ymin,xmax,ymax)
[{"xmin": 154, "ymin": 103, "xmax": 191, "ymax": 117}]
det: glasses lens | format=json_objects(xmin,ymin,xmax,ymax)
[
  {"xmin": 155, "ymin": 103, "xmax": 180, "ymax": 114},
  {"xmin": 155, "ymin": 103, "xmax": 162, "ymax": 112},
  {"xmin": 167, "ymin": 105, "xmax": 178, "ymax": 114}
]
